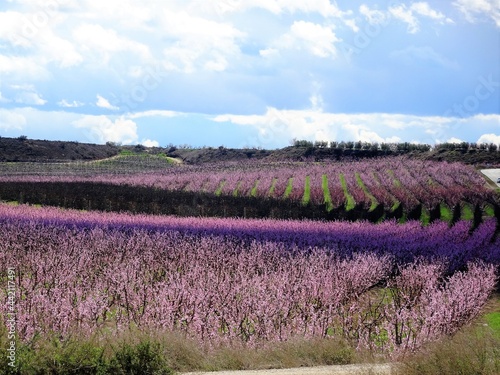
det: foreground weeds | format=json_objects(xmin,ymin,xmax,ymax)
[
  {"xmin": 0, "ymin": 328, "xmax": 354, "ymax": 374},
  {"xmin": 1, "ymin": 314, "xmax": 499, "ymax": 375},
  {"xmin": 398, "ymin": 326, "xmax": 500, "ymax": 375}
]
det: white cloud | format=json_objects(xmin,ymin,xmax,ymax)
[
  {"xmin": 359, "ymin": 5, "xmax": 387, "ymax": 25},
  {"xmin": 259, "ymin": 48, "xmax": 280, "ymax": 58},
  {"xmin": 0, "ymin": 11, "xmax": 32, "ymax": 47},
  {"xmin": 161, "ymin": 9, "xmax": 245, "ymax": 72},
  {"xmin": 128, "ymin": 110, "xmax": 181, "ymax": 119},
  {"xmin": 389, "ymin": 4, "xmax": 420, "ymax": 33},
  {"xmin": 0, "ymin": 55, "xmax": 49, "ymax": 80},
  {"xmin": 73, "ymin": 115, "xmax": 140, "ymax": 145},
  {"xmin": 141, "ymin": 139, "xmax": 160, "ymax": 147},
  {"xmin": 344, "ymin": 18, "xmax": 359, "ymax": 32},
  {"xmin": 15, "ymin": 91, "xmax": 47, "ymax": 105},
  {"xmin": 189, "ymin": 0, "xmax": 349, "ymax": 18},
  {"xmin": 96, "ymin": 95, "xmax": 119, "ymax": 110},
  {"xmin": 454, "ymin": 0, "xmax": 500, "ymax": 27},
  {"xmin": 0, "ymin": 9, "xmax": 82, "ymax": 69},
  {"xmin": 0, "ymin": 109, "xmax": 27, "ymax": 131},
  {"xmin": 76, "ymin": 0, "xmax": 153, "ymax": 29},
  {"xmin": 411, "ymin": 2, "xmax": 450, "ymax": 22},
  {"xmin": 389, "ymin": 2, "xmax": 451, "ymax": 33},
  {"xmin": 477, "ymin": 133, "xmax": 500, "ymax": 144},
  {"xmin": 273, "ymin": 0, "xmax": 349, "ymax": 18},
  {"xmin": 37, "ymin": 30, "xmax": 83, "ymax": 68},
  {"xmin": 447, "ymin": 137, "xmax": 464, "ymax": 143},
  {"xmin": 58, "ymin": 99, "xmax": 85, "ymax": 108},
  {"xmin": 276, "ymin": 21, "xmax": 340, "ymax": 58},
  {"xmin": 73, "ymin": 23, "xmax": 151, "ymax": 64},
  {"xmin": 310, "ymin": 94, "xmax": 324, "ymax": 112},
  {"xmin": 213, "ymin": 108, "xmax": 499, "ymax": 148},
  {"xmin": 11, "ymin": 85, "xmax": 47, "ymax": 106}
]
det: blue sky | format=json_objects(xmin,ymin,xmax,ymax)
[{"xmin": 0, "ymin": 0, "xmax": 499, "ymax": 148}]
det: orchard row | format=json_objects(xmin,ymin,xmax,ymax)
[
  {"xmin": 0, "ymin": 158, "xmax": 498, "ymax": 223},
  {"xmin": 0, "ymin": 204, "xmax": 497, "ymax": 357}
]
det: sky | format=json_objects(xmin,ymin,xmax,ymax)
[{"xmin": 0, "ymin": 0, "xmax": 499, "ymax": 149}]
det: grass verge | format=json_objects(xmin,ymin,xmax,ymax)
[
  {"xmin": 322, "ymin": 174, "xmax": 334, "ymax": 212},
  {"xmin": 398, "ymin": 294, "xmax": 500, "ymax": 375},
  {"xmin": 0, "ymin": 328, "xmax": 355, "ymax": 375},
  {"xmin": 461, "ymin": 202, "xmax": 474, "ymax": 220},
  {"xmin": 355, "ymin": 173, "xmax": 378, "ymax": 212},
  {"xmin": 283, "ymin": 178, "xmax": 293, "ymax": 199},
  {"xmin": 420, "ymin": 208, "xmax": 430, "ymax": 226},
  {"xmin": 250, "ymin": 180, "xmax": 259, "ymax": 198},
  {"xmin": 439, "ymin": 203, "xmax": 453, "ymax": 223},
  {"xmin": 339, "ymin": 174, "xmax": 356, "ymax": 211},
  {"xmin": 398, "ymin": 326, "xmax": 500, "ymax": 375},
  {"xmin": 215, "ymin": 181, "xmax": 225, "ymax": 197},
  {"xmin": 302, "ymin": 176, "xmax": 310, "ymax": 206}
]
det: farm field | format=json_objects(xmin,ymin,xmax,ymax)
[
  {"xmin": 0, "ymin": 202, "xmax": 499, "ymax": 374},
  {"xmin": 0, "ymin": 154, "xmax": 499, "ymax": 374},
  {"xmin": 0, "ymin": 155, "xmax": 498, "ymax": 225}
]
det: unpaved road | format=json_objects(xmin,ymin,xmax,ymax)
[
  {"xmin": 182, "ymin": 363, "xmax": 395, "ymax": 375},
  {"xmin": 481, "ymin": 169, "xmax": 500, "ymax": 187}
]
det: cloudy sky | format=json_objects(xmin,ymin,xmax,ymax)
[{"xmin": 0, "ymin": 0, "xmax": 499, "ymax": 148}]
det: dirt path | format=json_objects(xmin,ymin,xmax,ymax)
[{"xmin": 182, "ymin": 363, "xmax": 395, "ymax": 375}]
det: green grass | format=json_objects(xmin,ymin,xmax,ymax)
[
  {"xmin": 339, "ymin": 174, "xmax": 355, "ymax": 211},
  {"xmin": 484, "ymin": 204, "xmax": 495, "ymax": 217},
  {"xmin": 461, "ymin": 203, "xmax": 474, "ymax": 220},
  {"xmin": 215, "ymin": 181, "xmax": 225, "ymax": 197},
  {"xmin": 232, "ymin": 181, "xmax": 242, "ymax": 197},
  {"xmin": 390, "ymin": 201, "xmax": 401, "ymax": 212},
  {"xmin": 439, "ymin": 203, "xmax": 453, "ymax": 223},
  {"xmin": 2, "ymin": 296, "xmax": 498, "ymax": 374},
  {"xmin": 0, "ymin": 331, "xmax": 174, "ymax": 375},
  {"xmin": 400, "ymin": 327, "xmax": 500, "ymax": 375},
  {"xmin": 420, "ymin": 208, "xmax": 430, "ymax": 226},
  {"xmin": 355, "ymin": 173, "xmax": 378, "ymax": 212},
  {"xmin": 485, "ymin": 312, "xmax": 500, "ymax": 337},
  {"xmin": 268, "ymin": 178, "xmax": 277, "ymax": 197},
  {"xmin": 397, "ymin": 294, "xmax": 500, "ymax": 375},
  {"xmin": 302, "ymin": 176, "xmax": 311, "ymax": 206},
  {"xmin": 322, "ymin": 174, "xmax": 334, "ymax": 212},
  {"xmin": 250, "ymin": 180, "xmax": 259, "ymax": 198},
  {"xmin": 283, "ymin": 178, "xmax": 293, "ymax": 199},
  {"xmin": 0, "ymin": 328, "xmax": 354, "ymax": 375},
  {"xmin": 119, "ymin": 149, "xmax": 135, "ymax": 156}
]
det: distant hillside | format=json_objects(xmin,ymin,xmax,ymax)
[
  {"xmin": 0, "ymin": 136, "xmax": 499, "ymax": 166},
  {"xmin": 0, "ymin": 137, "xmax": 120, "ymax": 162},
  {"xmin": 166, "ymin": 145, "xmax": 500, "ymax": 166}
]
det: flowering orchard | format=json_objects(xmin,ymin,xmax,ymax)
[
  {"xmin": 0, "ymin": 204, "xmax": 497, "ymax": 357},
  {"xmin": 0, "ymin": 157, "xmax": 497, "ymax": 223}
]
